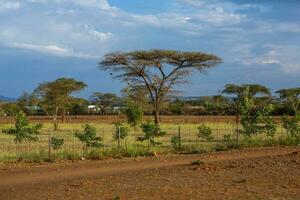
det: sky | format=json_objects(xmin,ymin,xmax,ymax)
[{"xmin": 0, "ymin": 0, "xmax": 299, "ymax": 98}]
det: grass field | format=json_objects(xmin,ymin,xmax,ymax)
[{"xmin": 0, "ymin": 120, "xmax": 289, "ymax": 161}]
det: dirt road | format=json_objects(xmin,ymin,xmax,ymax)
[{"xmin": 0, "ymin": 147, "xmax": 300, "ymax": 200}]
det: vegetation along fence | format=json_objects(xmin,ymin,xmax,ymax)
[{"xmin": 0, "ymin": 120, "xmax": 292, "ymax": 161}]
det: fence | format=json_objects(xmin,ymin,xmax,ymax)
[{"xmin": 0, "ymin": 121, "xmax": 289, "ymax": 161}]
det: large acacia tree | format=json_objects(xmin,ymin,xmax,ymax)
[{"xmin": 100, "ymin": 50, "xmax": 221, "ymax": 124}]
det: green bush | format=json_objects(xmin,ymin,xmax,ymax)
[
  {"xmin": 75, "ymin": 124, "xmax": 103, "ymax": 151},
  {"xmin": 171, "ymin": 136, "xmax": 181, "ymax": 151},
  {"xmin": 113, "ymin": 122, "xmax": 129, "ymax": 141},
  {"xmin": 137, "ymin": 121, "xmax": 166, "ymax": 147},
  {"xmin": 197, "ymin": 125, "xmax": 213, "ymax": 141},
  {"xmin": 51, "ymin": 137, "xmax": 64, "ymax": 150}
]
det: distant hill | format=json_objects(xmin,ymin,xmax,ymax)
[{"xmin": 0, "ymin": 95, "xmax": 16, "ymax": 102}]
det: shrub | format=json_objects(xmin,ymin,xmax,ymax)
[
  {"xmin": 51, "ymin": 137, "xmax": 64, "ymax": 150},
  {"xmin": 197, "ymin": 125, "xmax": 213, "ymax": 141},
  {"xmin": 171, "ymin": 136, "xmax": 181, "ymax": 151},
  {"xmin": 2, "ymin": 112, "xmax": 42, "ymax": 155},
  {"xmin": 75, "ymin": 124, "xmax": 103, "ymax": 151},
  {"xmin": 113, "ymin": 122, "xmax": 129, "ymax": 141},
  {"xmin": 137, "ymin": 121, "xmax": 166, "ymax": 147},
  {"xmin": 125, "ymin": 103, "xmax": 143, "ymax": 129}
]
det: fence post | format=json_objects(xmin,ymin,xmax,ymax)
[
  {"xmin": 178, "ymin": 125, "xmax": 181, "ymax": 151},
  {"xmin": 48, "ymin": 129, "xmax": 52, "ymax": 160},
  {"xmin": 118, "ymin": 127, "xmax": 121, "ymax": 148}
]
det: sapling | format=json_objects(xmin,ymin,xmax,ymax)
[{"xmin": 75, "ymin": 124, "xmax": 103, "ymax": 151}]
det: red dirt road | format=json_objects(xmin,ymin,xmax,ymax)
[{"xmin": 0, "ymin": 147, "xmax": 300, "ymax": 200}]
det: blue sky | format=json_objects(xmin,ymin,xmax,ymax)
[{"xmin": 0, "ymin": 0, "xmax": 299, "ymax": 98}]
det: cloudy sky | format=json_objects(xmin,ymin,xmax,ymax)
[{"xmin": 0, "ymin": 0, "xmax": 299, "ymax": 98}]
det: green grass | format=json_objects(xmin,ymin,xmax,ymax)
[{"xmin": 0, "ymin": 122, "xmax": 294, "ymax": 162}]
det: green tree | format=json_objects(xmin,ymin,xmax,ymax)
[
  {"xmin": 75, "ymin": 124, "xmax": 103, "ymax": 151},
  {"xmin": 197, "ymin": 124, "xmax": 214, "ymax": 141},
  {"xmin": 113, "ymin": 122, "xmax": 129, "ymax": 148},
  {"xmin": 282, "ymin": 116, "xmax": 299, "ymax": 141},
  {"xmin": 239, "ymin": 87, "xmax": 276, "ymax": 138},
  {"xmin": 100, "ymin": 50, "xmax": 221, "ymax": 124},
  {"xmin": 137, "ymin": 120, "xmax": 166, "ymax": 147},
  {"xmin": 222, "ymin": 84, "xmax": 271, "ymax": 141},
  {"xmin": 90, "ymin": 92, "xmax": 120, "ymax": 115},
  {"xmin": 51, "ymin": 137, "xmax": 64, "ymax": 150},
  {"xmin": 2, "ymin": 112, "xmax": 42, "ymax": 155},
  {"xmin": 34, "ymin": 78, "xmax": 86, "ymax": 129},
  {"xmin": 169, "ymin": 99, "xmax": 185, "ymax": 115},
  {"xmin": 122, "ymin": 86, "xmax": 151, "ymax": 114},
  {"xmin": 276, "ymin": 88, "xmax": 300, "ymax": 116},
  {"xmin": 17, "ymin": 92, "xmax": 38, "ymax": 115},
  {"xmin": 125, "ymin": 103, "xmax": 143, "ymax": 129},
  {"xmin": 2, "ymin": 102, "xmax": 21, "ymax": 116}
]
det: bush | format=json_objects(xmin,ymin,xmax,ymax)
[
  {"xmin": 197, "ymin": 125, "xmax": 213, "ymax": 141},
  {"xmin": 51, "ymin": 137, "xmax": 64, "ymax": 150},
  {"xmin": 171, "ymin": 136, "xmax": 181, "ymax": 151},
  {"xmin": 125, "ymin": 103, "xmax": 143, "ymax": 129},
  {"xmin": 113, "ymin": 122, "xmax": 129, "ymax": 141},
  {"xmin": 75, "ymin": 124, "xmax": 103, "ymax": 151},
  {"xmin": 137, "ymin": 121, "xmax": 166, "ymax": 147}
]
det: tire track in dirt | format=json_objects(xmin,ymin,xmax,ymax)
[{"xmin": 0, "ymin": 147, "xmax": 298, "ymax": 189}]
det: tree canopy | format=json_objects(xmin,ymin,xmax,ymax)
[
  {"xmin": 34, "ymin": 78, "xmax": 86, "ymax": 126},
  {"xmin": 276, "ymin": 88, "xmax": 300, "ymax": 116},
  {"xmin": 100, "ymin": 49, "xmax": 221, "ymax": 124}
]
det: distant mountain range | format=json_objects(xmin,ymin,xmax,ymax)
[{"xmin": 0, "ymin": 95, "xmax": 16, "ymax": 102}]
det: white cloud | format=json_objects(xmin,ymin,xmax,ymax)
[
  {"xmin": 25, "ymin": 0, "xmax": 117, "ymax": 10},
  {"xmin": 9, "ymin": 42, "xmax": 97, "ymax": 59},
  {"xmin": 258, "ymin": 45, "xmax": 300, "ymax": 73},
  {"xmin": 0, "ymin": 1, "xmax": 20, "ymax": 11},
  {"xmin": 232, "ymin": 44, "xmax": 300, "ymax": 74}
]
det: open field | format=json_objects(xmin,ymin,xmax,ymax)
[
  {"xmin": 0, "ymin": 120, "xmax": 289, "ymax": 161},
  {"xmin": 0, "ymin": 147, "xmax": 299, "ymax": 200},
  {"xmin": 0, "ymin": 115, "xmax": 285, "ymax": 124}
]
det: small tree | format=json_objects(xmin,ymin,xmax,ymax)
[
  {"xmin": 125, "ymin": 103, "xmax": 143, "ymax": 130},
  {"xmin": 197, "ymin": 125, "xmax": 213, "ymax": 141},
  {"xmin": 239, "ymin": 87, "xmax": 276, "ymax": 138},
  {"xmin": 282, "ymin": 116, "xmax": 299, "ymax": 140},
  {"xmin": 2, "ymin": 112, "xmax": 42, "ymax": 155},
  {"xmin": 75, "ymin": 124, "xmax": 103, "ymax": 151},
  {"xmin": 222, "ymin": 84, "xmax": 271, "ymax": 142},
  {"xmin": 113, "ymin": 122, "xmax": 129, "ymax": 148},
  {"xmin": 51, "ymin": 137, "xmax": 64, "ymax": 150},
  {"xmin": 137, "ymin": 121, "xmax": 166, "ymax": 147}
]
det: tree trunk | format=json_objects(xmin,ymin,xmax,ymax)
[
  {"xmin": 53, "ymin": 107, "xmax": 58, "ymax": 131},
  {"xmin": 235, "ymin": 113, "xmax": 239, "ymax": 143},
  {"xmin": 61, "ymin": 109, "xmax": 66, "ymax": 123},
  {"xmin": 154, "ymin": 109, "xmax": 160, "ymax": 125}
]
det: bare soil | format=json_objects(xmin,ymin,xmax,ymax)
[{"xmin": 0, "ymin": 147, "xmax": 299, "ymax": 200}]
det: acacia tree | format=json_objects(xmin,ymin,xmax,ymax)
[
  {"xmin": 222, "ymin": 84, "xmax": 271, "ymax": 141},
  {"xmin": 100, "ymin": 50, "xmax": 221, "ymax": 124},
  {"xmin": 276, "ymin": 88, "xmax": 300, "ymax": 116},
  {"xmin": 34, "ymin": 78, "xmax": 86, "ymax": 129},
  {"xmin": 89, "ymin": 92, "xmax": 120, "ymax": 115}
]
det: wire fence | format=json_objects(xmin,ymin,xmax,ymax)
[{"xmin": 0, "ymin": 121, "xmax": 290, "ymax": 161}]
